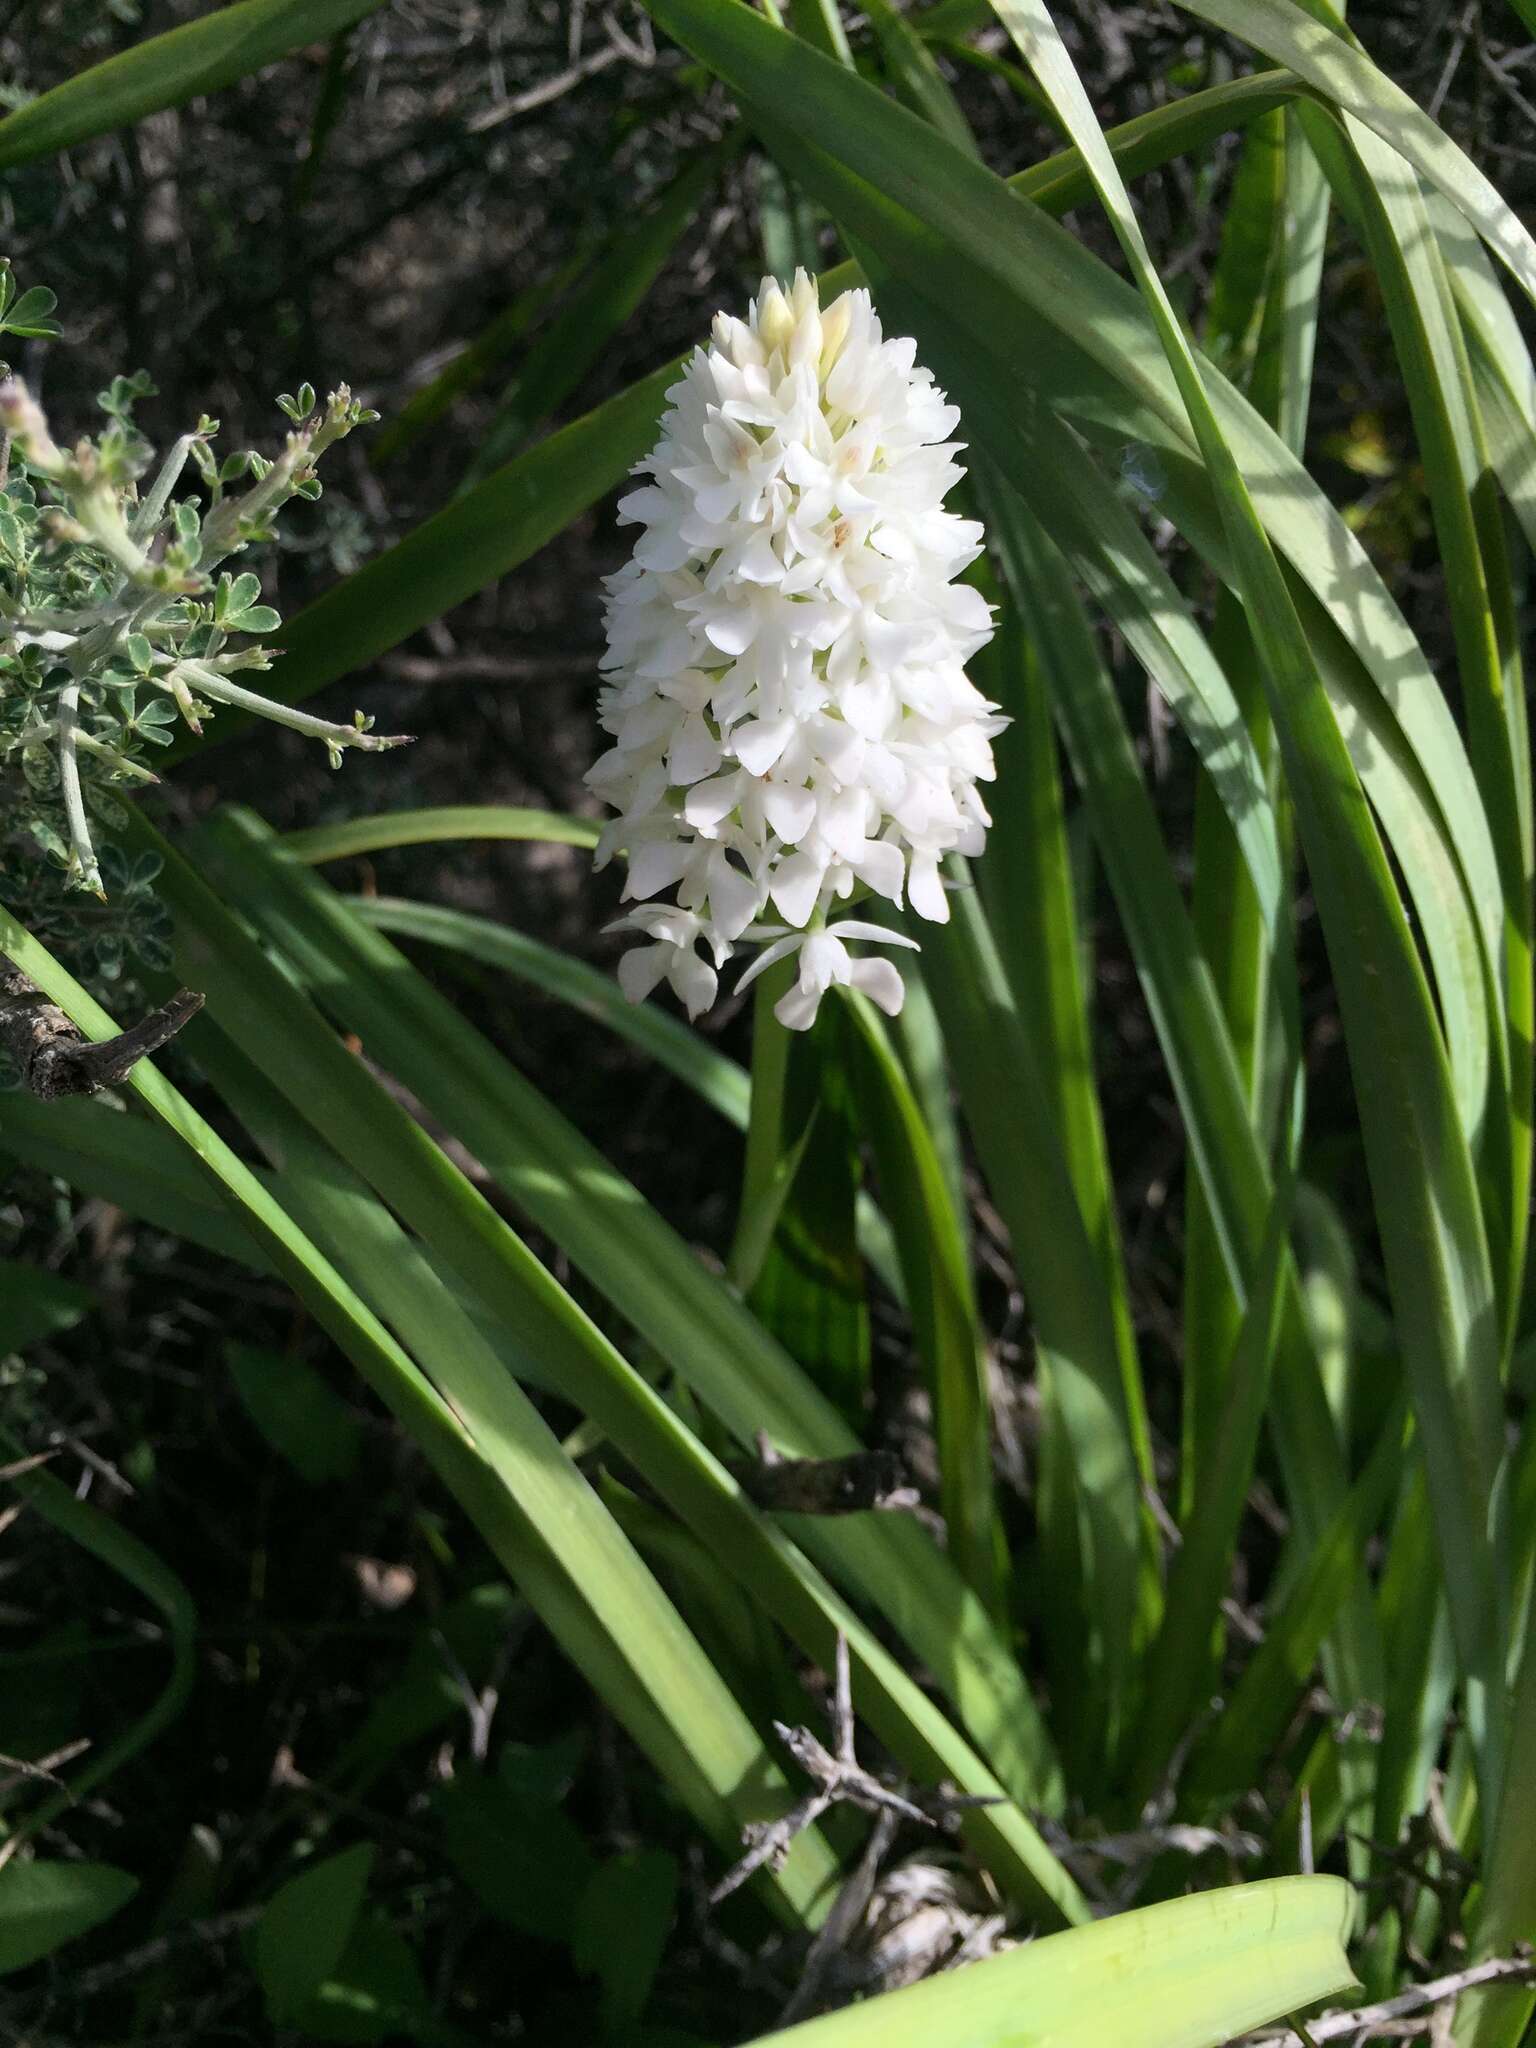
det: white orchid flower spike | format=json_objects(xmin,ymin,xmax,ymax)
[{"xmin": 588, "ymin": 268, "xmax": 1004, "ymax": 1031}]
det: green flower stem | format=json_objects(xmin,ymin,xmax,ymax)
[{"xmin": 727, "ymin": 951, "xmax": 798, "ymax": 1293}]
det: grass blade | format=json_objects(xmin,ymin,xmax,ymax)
[
  {"xmin": 0, "ymin": 0, "xmax": 387, "ymax": 169},
  {"xmin": 179, "ymin": 807, "xmax": 1074, "ymax": 1837},
  {"xmin": 1165, "ymin": 0, "xmax": 1536, "ymax": 312},
  {"xmin": 349, "ymin": 895, "xmax": 749, "ymax": 1129},
  {"xmin": 0, "ymin": 903, "xmax": 836, "ymax": 1919},
  {"xmin": 751, "ymin": 1877, "xmax": 1357, "ymax": 2048},
  {"xmin": 370, "ymin": 248, "xmax": 593, "ymax": 467},
  {"xmin": 1129, "ymin": 1171, "xmax": 1296, "ymax": 1807},
  {"xmin": 282, "ymin": 806, "xmax": 597, "ymax": 862},
  {"xmin": 844, "ymin": 992, "xmax": 1001, "ymax": 1616}
]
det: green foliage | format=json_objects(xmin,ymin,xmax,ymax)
[
  {"xmin": 0, "ymin": 287, "xmax": 396, "ymax": 893},
  {"xmin": 226, "ymin": 1340, "xmax": 363, "ymax": 1484},
  {"xmin": 0, "ymin": 1860, "xmax": 137, "ymax": 1976},
  {"xmin": 3, "ymin": 1, "xmax": 1536, "ymax": 2043},
  {"xmin": 252, "ymin": 1842, "xmax": 376, "ymax": 2024}
]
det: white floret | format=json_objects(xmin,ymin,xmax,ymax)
[{"xmin": 588, "ymin": 269, "xmax": 1004, "ymax": 1028}]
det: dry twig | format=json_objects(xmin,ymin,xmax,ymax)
[
  {"xmin": 711, "ymin": 1635, "xmax": 999, "ymax": 1906},
  {"xmin": 1243, "ymin": 1953, "xmax": 1536, "ymax": 2044}
]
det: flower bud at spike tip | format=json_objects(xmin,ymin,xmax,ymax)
[{"xmin": 587, "ymin": 270, "xmax": 1006, "ymax": 1029}]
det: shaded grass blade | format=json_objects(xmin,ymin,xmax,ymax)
[
  {"xmin": 282, "ymin": 805, "xmax": 598, "ymax": 862},
  {"xmin": 460, "ymin": 137, "xmax": 740, "ymax": 492},
  {"xmin": 0, "ymin": 0, "xmax": 387, "ymax": 168},
  {"xmin": 0, "ymin": 1426, "xmax": 195, "ymax": 1856}
]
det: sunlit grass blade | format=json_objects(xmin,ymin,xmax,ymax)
[
  {"xmin": 283, "ymin": 807, "xmax": 597, "ymax": 862},
  {"xmin": 125, "ymin": 815, "xmax": 1080, "ymax": 1915},
  {"xmin": 984, "ymin": 0, "xmax": 1506, "ymax": 1814},
  {"xmin": 181, "ymin": 806, "xmax": 1072, "ymax": 1830},
  {"xmin": 1164, "ymin": 0, "xmax": 1536, "ymax": 311},
  {"xmin": 751, "ymin": 1877, "xmax": 1357, "ymax": 2048},
  {"xmin": 0, "ymin": 0, "xmax": 386, "ymax": 168},
  {"xmin": 1182, "ymin": 91, "xmax": 1321, "ymax": 1534},
  {"xmin": 0, "ymin": 904, "xmax": 837, "ymax": 1921}
]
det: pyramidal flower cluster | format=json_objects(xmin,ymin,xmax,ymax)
[{"xmin": 587, "ymin": 270, "xmax": 1004, "ymax": 1031}]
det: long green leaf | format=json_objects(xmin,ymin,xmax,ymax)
[
  {"xmin": 0, "ymin": 902, "xmax": 833, "ymax": 1920},
  {"xmin": 158, "ymin": 806, "xmax": 1082, "ymax": 1910},
  {"xmin": 844, "ymin": 993, "xmax": 999, "ymax": 1615},
  {"xmin": 349, "ymin": 895, "xmax": 748, "ymax": 1129},
  {"xmin": 0, "ymin": 1096, "xmax": 271, "ymax": 1270},
  {"xmin": 283, "ymin": 805, "xmax": 598, "ymax": 862},
  {"xmin": 0, "ymin": 0, "xmax": 387, "ymax": 168},
  {"xmin": 1130, "ymin": 1172, "xmax": 1295, "ymax": 1805},
  {"xmin": 370, "ymin": 248, "xmax": 592, "ymax": 467},
  {"xmin": 986, "ymin": 0, "xmax": 1506, "ymax": 1809},
  {"xmin": 1304, "ymin": 104, "xmax": 1530, "ymax": 1346},
  {"xmin": 751, "ymin": 1877, "xmax": 1357, "ymax": 2048},
  {"xmin": 1181, "ymin": 1407, "xmax": 1406, "ymax": 1820},
  {"xmin": 1163, "ymin": 0, "xmax": 1536, "ymax": 314}
]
